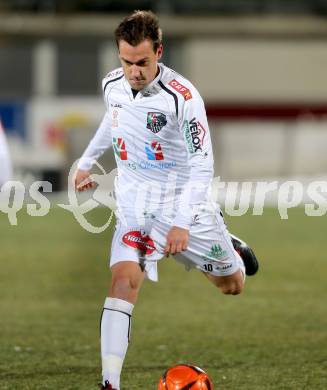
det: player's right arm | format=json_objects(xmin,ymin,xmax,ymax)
[
  {"xmin": 74, "ymin": 111, "xmax": 112, "ymax": 192},
  {"xmin": 74, "ymin": 169, "xmax": 94, "ymax": 192}
]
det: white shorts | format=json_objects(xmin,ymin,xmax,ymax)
[{"xmin": 109, "ymin": 208, "xmax": 244, "ymax": 282}]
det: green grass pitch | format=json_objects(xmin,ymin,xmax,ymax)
[{"xmin": 0, "ymin": 207, "xmax": 326, "ymax": 389}]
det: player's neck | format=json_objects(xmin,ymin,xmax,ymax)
[
  {"xmin": 131, "ymin": 89, "xmax": 138, "ymax": 98},
  {"xmin": 130, "ymin": 65, "xmax": 161, "ymax": 99},
  {"xmin": 130, "ymin": 66, "xmax": 160, "ymax": 98}
]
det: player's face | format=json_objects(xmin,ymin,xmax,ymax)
[{"xmin": 118, "ymin": 39, "xmax": 163, "ymax": 91}]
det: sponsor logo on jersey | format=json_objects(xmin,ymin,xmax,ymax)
[
  {"xmin": 183, "ymin": 117, "xmax": 206, "ymax": 153},
  {"xmin": 111, "ymin": 109, "xmax": 119, "ymax": 128},
  {"xmin": 168, "ymin": 79, "xmax": 192, "ymax": 100},
  {"xmin": 110, "ymin": 103, "xmax": 122, "ymax": 108},
  {"xmin": 145, "ymin": 141, "xmax": 164, "ymax": 160},
  {"xmin": 146, "ymin": 112, "xmax": 167, "ymax": 133},
  {"xmin": 122, "ymin": 230, "xmax": 156, "ymax": 255},
  {"xmin": 113, "ymin": 137, "xmax": 128, "ymax": 160},
  {"xmin": 139, "ymin": 161, "xmax": 176, "ymax": 170},
  {"xmin": 127, "ymin": 161, "xmax": 137, "ymax": 170}
]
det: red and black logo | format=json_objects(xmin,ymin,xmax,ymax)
[
  {"xmin": 122, "ymin": 230, "xmax": 156, "ymax": 255},
  {"xmin": 146, "ymin": 112, "xmax": 167, "ymax": 133}
]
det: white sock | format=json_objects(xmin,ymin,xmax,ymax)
[{"xmin": 101, "ymin": 297, "xmax": 134, "ymax": 389}]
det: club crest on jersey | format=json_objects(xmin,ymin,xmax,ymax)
[
  {"xmin": 146, "ymin": 112, "xmax": 167, "ymax": 133},
  {"xmin": 168, "ymin": 79, "xmax": 192, "ymax": 101},
  {"xmin": 145, "ymin": 141, "xmax": 164, "ymax": 160},
  {"xmin": 113, "ymin": 137, "xmax": 128, "ymax": 160},
  {"xmin": 122, "ymin": 230, "xmax": 156, "ymax": 255}
]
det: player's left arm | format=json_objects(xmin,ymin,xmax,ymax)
[{"xmin": 165, "ymin": 88, "xmax": 214, "ymax": 255}]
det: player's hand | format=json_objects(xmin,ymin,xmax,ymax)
[
  {"xmin": 165, "ymin": 226, "xmax": 189, "ymax": 256},
  {"xmin": 74, "ymin": 169, "xmax": 95, "ymax": 192}
]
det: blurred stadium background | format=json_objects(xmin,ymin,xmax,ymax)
[
  {"xmin": 1, "ymin": 0, "xmax": 327, "ymax": 186},
  {"xmin": 1, "ymin": 2, "xmax": 327, "ymax": 390}
]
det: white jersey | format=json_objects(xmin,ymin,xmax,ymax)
[
  {"xmin": 78, "ymin": 63, "xmax": 214, "ymax": 229},
  {"xmin": 0, "ymin": 120, "xmax": 11, "ymax": 186}
]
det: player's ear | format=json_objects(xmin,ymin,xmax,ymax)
[{"xmin": 156, "ymin": 44, "xmax": 163, "ymax": 60}]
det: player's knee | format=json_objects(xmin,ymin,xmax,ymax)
[
  {"xmin": 220, "ymin": 281, "xmax": 243, "ymax": 295},
  {"xmin": 111, "ymin": 276, "xmax": 138, "ymax": 300}
]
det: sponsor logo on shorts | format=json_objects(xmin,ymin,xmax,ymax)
[
  {"xmin": 145, "ymin": 141, "xmax": 164, "ymax": 160},
  {"xmin": 122, "ymin": 230, "xmax": 156, "ymax": 255},
  {"xmin": 203, "ymin": 244, "xmax": 228, "ymax": 261},
  {"xmin": 146, "ymin": 112, "xmax": 167, "ymax": 133},
  {"xmin": 183, "ymin": 117, "xmax": 206, "ymax": 153},
  {"xmin": 168, "ymin": 79, "xmax": 192, "ymax": 100},
  {"xmin": 215, "ymin": 263, "xmax": 232, "ymax": 271}
]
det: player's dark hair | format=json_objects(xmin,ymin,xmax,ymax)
[{"xmin": 115, "ymin": 10, "xmax": 162, "ymax": 52}]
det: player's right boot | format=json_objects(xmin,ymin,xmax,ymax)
[
  {"xmin": 230, "ymin": 234, "xmax": 259, "ymax": 276},
  {"xmin": 99, "ymin": 381, "xmax": 118, "ymax": 390}
]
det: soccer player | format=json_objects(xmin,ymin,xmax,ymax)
[
  {"xmin": 74, "ymin": 11, "xmax": 259, "ymax": 390},
  {"xmin": 0, "ymin": 119, "xmax": 12, "ymax": 186}
]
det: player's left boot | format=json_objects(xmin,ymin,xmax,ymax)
[
  {"xmin": 99, "ymin": 381, "xmax": 118, "ymax": 390},
  {"xmin": 230, "ymin": 234, "xmax": 259, "ymax": 276}
]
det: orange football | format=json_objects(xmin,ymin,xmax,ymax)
[{"xmin": 158, "ymin": 364, "xmax": 214, "ymax": 389}]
